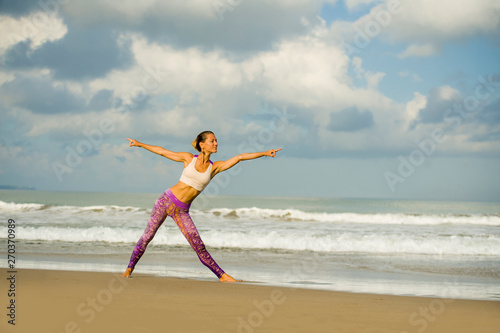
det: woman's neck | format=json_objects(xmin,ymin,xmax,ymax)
[{"xmin": 198, "ymin": 151, "xmax": 211, "ymax": 163}]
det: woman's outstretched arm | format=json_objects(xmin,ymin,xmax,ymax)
[
  {"xmin": 212, "ymin": 148, "xmax": 282, "ymax": 176},
  {"xmin": 126, "ymin": 138, "xmax": 192, "ymax": 163}
]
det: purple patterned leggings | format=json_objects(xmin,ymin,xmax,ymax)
[{"xmin": 127, "ymin": 189, "xmax": 225, "ymax": 278}]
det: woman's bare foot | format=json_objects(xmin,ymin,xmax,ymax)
[
  {"xmin": 219, "ymin": 273, "xmax": 241, "ymax": 282},
  {"xmin": 121, "ymin": 268, "xmax": 133, "ymax": 278}
]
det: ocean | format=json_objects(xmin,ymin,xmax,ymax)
[{"xmin": 1, "ymin": 189, "xmax": 499, "ymax": 301}]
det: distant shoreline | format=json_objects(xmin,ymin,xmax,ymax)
[{"xmin": 0, "ymin": 185, "xmax": 36, "ymax": 190}]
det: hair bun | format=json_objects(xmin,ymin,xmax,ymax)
[{"xmin": 192, "ymin": 131, "xmax": 214, "ymax": 152}]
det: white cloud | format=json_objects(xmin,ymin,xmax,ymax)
[
  {"xmin": 385, "ymin": 0, "xmax": 500, "ymax": 43},
  {"xmin": 351, "ymin": 57, "xmax": 386, "ymax": 88},
  {"xmin": 61, "ymin": 0, "xmax": 339, "ymax": 54},
  {"xmin": 15, "ymin": 108, "xmax": 122, "ymax": 139},
  {"xmin": 397, "ymin": 43, "xmax": 439, "ymax": 58},
  {"xmin": 69, "ymin": 22, "xmax": 405, "ymax": 156},
  {"xmin": 87, "ymin": 30, "xmax": 352, "ymax": 138},
  {"xmin": 332, "ymin": 0, "xmax": 500, "ymax": 58},
  {"xmin": 404, "ymin": 91, "xmax": 426, "ymax": 129},
  {"xmin": 90, "ymin": 34, "xmax": 244, "ymax": 105},
  {"xmin": 438, "ymin": 85, "xmax": 460, "ymax": 101},
  {"xmin": 255, "ymin": 34, "xmax": 350, "ymax": 108},
  {"xmin": 0, "ymin": 13, "xmax": 67, "ymax": 52},
  {"xmin": 64, "ymin": 0, "xmax": 215, "ymax": 23},
  {"xmin": 65, "ymin": 0, "xmax": 338, "ymax": 24},
  {"xmin": 107, "ymin": 26, "xmax": 412, "ymax": 154}
]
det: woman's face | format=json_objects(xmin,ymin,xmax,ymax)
[{"xmin": 201, "ymin": 133, "xmax": 218, "ymax": 153}]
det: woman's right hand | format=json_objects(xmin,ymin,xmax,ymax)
[{"xmin": 126, "ymin": 138, "xmax": 140, "ymax": 147}]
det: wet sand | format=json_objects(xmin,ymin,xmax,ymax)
[{"xmin": 1, "ymin": 268, "xmax": 499, "ymax": 333}]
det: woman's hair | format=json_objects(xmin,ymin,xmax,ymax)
[{"xmin": 191, "ymin": 131, "xmax": 214, "ymax": 152}]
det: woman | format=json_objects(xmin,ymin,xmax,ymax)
[{"xmin": 121, "ymin": 131, "xmax": 281, "ymax": 282}]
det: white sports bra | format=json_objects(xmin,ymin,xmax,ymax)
[{"xmin": 179, "ymin": 155, "xmax": 213, "ymax": 191}]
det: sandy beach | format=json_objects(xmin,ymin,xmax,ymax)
[{"xmin": 1, "ymin": 268, "xmax": 499, "ymax": 333}]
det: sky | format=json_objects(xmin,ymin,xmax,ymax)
[{"xmin": 0, "ymin": 0, "xmax": 499, "ymax": 202}]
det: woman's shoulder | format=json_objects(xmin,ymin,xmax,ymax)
[{"xmin": 178, "ymin": 152, "xmax": 194, "ymax": 166}]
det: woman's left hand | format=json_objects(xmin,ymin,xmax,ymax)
[{"xmin": 265, "ymin": 148, "xmax": 282, "ymax": 157}]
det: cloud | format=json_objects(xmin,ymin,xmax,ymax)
[
  {"xmin": 0, "ymin": 12, "xmax": 67, "ymax": 50},
  {"xmin": 332, "ymin": 0, "xmax": 500, "ymax": 59},
  {"xmin": 33, "ymin": 25, "xmax": 134, "ymax": 80},
  {"xmin": 403, "ymin": 91, "xmax": 426, "ymax": 129},
  {"xmin": 384, "ymin": 0, "xmax": 500, "ymax": 45},
  {"xmin": 87, "ymin": 89, "xmax": 115, "ymax": 111},
  {"xmin": 0, "ymin": 20, "xmax": 134, "ymax": 80},
  {"xmin": 328, "ymin": 107, "xmax": 374, "ymax": 132},
  {"xmin": 62, "ymin": 0, "xmax": 333, "ymax": 53},
  {"xmin": 1, "ymin": 40, "xmax": 34, "ymax": 69},
  {"xmin": 413, "ymin": 83, "xmax": 500, "ymax": 131},
  {"xmin": 475, "ymin": 97, "xmax": 500, "ymax": 125},
  {"xmin": 100, "ymin": 27, "xmax": 404, "ymax": 158},
  {"xmin": 0, "ymin": 0, "xmax": 41, "ymax": 17},
  {"xmin": 413, "ymin": 85, "xmax": 462, "ymax": 125},
  {"xmin": 400, "ymin": 83, "xmax": 500, "ymax": 157},
  {"xmin": 468, "ymin": 97, "xmax": 500, "ymax": 142},
  {"xmin": 397, "ymin": 43, "xmax": 439, "ymax": 58},
  {"xmin": 255, "ymin": 33, "xmax": 351, "ymax": 109},
  {"xmin": 351, "ymin": 57, "xmax": 385, "ymax": 88},
  {"xmin": 87, "ymin": 30, "xmax": 353, "ymax": 144},
  {"xmin": 0, "ymin": 74, "xmax": 85, "ymax": 114}
]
